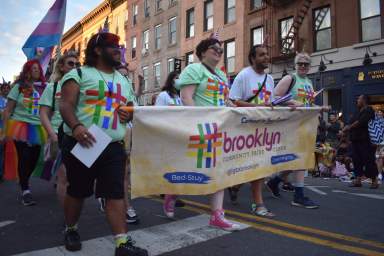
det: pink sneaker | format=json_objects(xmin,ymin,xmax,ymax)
[
  {"xmin": 163, "ymin": 195, "xmax": 176, "ymax": 218},
  {"xmin": 209, "ymin": 209, "xmax": 241, "ymax": 232}
]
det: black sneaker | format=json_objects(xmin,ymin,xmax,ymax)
[
  {"xmin": 64, "ymin": 229, "xmax": 82, "ymax": 251},
  {"xmin": 115, "ymin": 239, "xmax": 148, "ymax": 256},
  {"xmin": 175, "ymin": 199, "xmax": 185, "ymax": 207},
  {"xmin": 126, "ymin": 207, "xmax": 139, "ymax": 224},
  {"xmin": 227, "ymin": 187, "xmax": 239, "ymax": 204},
  {"xmin": 266, "ymin": 180, "xmax": 281, "ymax": 198},
  {"xmin": 282, "ymin": 182, "xmax": 295, "ymax": 192},
  {"xmin": 22, "ymin": 192, "xmax": 36, "ymax": 206},
  {"xmin": 291, "ymin": 196, "xmax": 319, "ymax": 209}
]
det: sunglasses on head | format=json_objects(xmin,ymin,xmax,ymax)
[
  {"xmin": 296, "ymin": 62, "xmax": 310, "ymax": 67},
  {"xmin": 208, "ymin": 45, "xmax": 224, "ymax": 55},
  {"xmin": 66, "ymin": 61, "xmax": 81, "ymax": 67}
]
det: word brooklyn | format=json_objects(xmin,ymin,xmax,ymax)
[{"xmin": 223, "ymin": 128, "xmax": 281, "ymax": 153}]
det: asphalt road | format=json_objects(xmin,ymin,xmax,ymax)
[{"xmin": 0, "ymin": 176, "xmax": 383, "ymax": 256}]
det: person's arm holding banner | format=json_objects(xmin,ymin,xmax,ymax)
[
  {"xmin": 274, "ymin": 75, "xmax": 303, "ymax": 107},
  {"xmin": 117, "ymin": 102, "xmax": 134, "ymax": 123}
]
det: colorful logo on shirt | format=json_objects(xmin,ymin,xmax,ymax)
[
  {"xmin": 84, "ymin": 80, "xmax": 127, "ymax": 130},
  {"xmin": 252, "ymin": 83, "xmax": 271, "ymax": 104},
  {"xmin": 205, "ymin": 78, "xmax": 229, "ymax": 106},
  {"xmin": 297, "ymin": 84, "xmax": 314, "ymax": 107},
  {"xmin": 187, "ymin": 123, "xmax": 222, "ymax": 168},
  {"xmin": 22, "ymin": 90, "xmax": 40, "ymax": 116}
]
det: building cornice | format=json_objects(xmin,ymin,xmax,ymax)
[{"xmin": 80, "ymin": 0, "xmax": 111, "ymax": 26}]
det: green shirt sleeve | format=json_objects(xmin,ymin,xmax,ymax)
[
  {"xmin": 177, "ymin": 64, "xmax": 203, "ymax": 89},
  {"xmin": 61, "ymin": 68, "xmax": 82, "ymax": 88},
  {"xmin": 39, "ymin": 83, "xmax": 54, "ymax": 108},
  {"xmin": 7, "ymin": 83, "xmax": 20, "ymax": 101}
]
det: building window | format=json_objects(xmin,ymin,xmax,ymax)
[
  {"xmin": 142, "ymin": 66, "xmax": 148, "ymax": 91},
  {"xmin": 168, "ymin": 58, "xmax": 175, "ymax": 73},
  {"xmin": 169, "ymin": 0, "xmax": 177, "ymax": 5},
  {"xmin": 279, "ymin": 17, "xmax": 294, "ymax": 54},
  {"xmin": 169, "ymin": 17, "xmax": 177, "ymax": 45},
  {"xmin": 155, "ymin": 24, "xmax": 162, "ymax": 50},
  {"xmin": 251, "ymin": 0, "xmax": 263, "ymax": 10},
  {"xmin": 143, "ymin": 30, "xmax": 149, "ymax": 52},
  {"xmin": 186, "ymin": 8, "xmax": 195, "ymax": 38},
  {"xmin": 251, "ymin": 26, "xmax": 263, "ymax": 46},
  {"xmin": 132, "ymin": 4, "xmax": 138, "ymax": 25},
  {"xmin": 115, "ymin": 17, "xmax": 119, "ymax": 35},
  {"xmin": 225, "ymin": 40, "xmax": 236, "ymax": 74},
  {"xmin": 314, "ymin": 6, "xmax": 331, "ymax": 51},
  {"xmin": 125, "ymin": 10, "xmax": 129, "ymax": 23},
  {"xmin": 204, "ymin": 0, "xmax": 214, "ymax": 31},
  {"xmin": 360, "ymin": 0, "xmax": 382, "ymax": 42},
  {"xmin": 154, "ymin": 62, "xmax": 161, "ymax": 87},
  {"xmin": 156, "ymin": 0, "xmax": 162, "ymax": 12},
  {"xmin": 225, "ymin": 0, "xmax": 236, "ymax": 24},
  {"xmin": 144, "ymin": 0, "xmax": 150, "ymax": 17},
  {"xmin": 186, "ymin": 52, "xmax": 194, "ymax": 66},
  {"xmin": 131, "ymin": 36, "xmax": 137, "ymax": 59}
]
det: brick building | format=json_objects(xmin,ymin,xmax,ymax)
[
  {"xmin": 244, "ymin": 0, "xmax": 384, "ymax": 117},
  {"xmin": 125, "ymin": 0, "xmax": 181, "ymax": 105},
  {"xmin": 60, "ymin": 0, "xmax": 383, "ymax": 113}
]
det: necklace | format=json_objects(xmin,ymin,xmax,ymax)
[{"xmin": 97, "ymin": 69, "xmax": 115, "ymax": 96}]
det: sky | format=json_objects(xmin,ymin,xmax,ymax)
[{"xmin": 0, "ymin": 0, "xmax": 101, "ymax": 81}]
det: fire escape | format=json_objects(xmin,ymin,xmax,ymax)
[{"xmin": 265, "ymin": 0, "xmax": 314, "ymax": 59}]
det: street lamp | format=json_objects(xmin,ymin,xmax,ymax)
[
  {"xmin": 363, "ymin": 46, "xmax": 377, "ymax": 66},
  {"xmin": 318, "ymin": 55, "xmax": 333, "ymax": 72}
]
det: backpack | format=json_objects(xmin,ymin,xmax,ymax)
[{"xmin": 368, "ymin": 114, "xmax": 384, "ymax": 145}]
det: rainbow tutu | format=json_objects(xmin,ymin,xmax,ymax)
[{"xmin": 5, "ymin": 119, "xmax": 47, "ymax": 145}]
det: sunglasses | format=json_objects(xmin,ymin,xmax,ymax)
[
  {"xmin": 296, "ymin": 62, "xmax": 310, "ymax": 67},
  {"xmin": 208, "ymin": 45, "xmax": 224, "ymax": 55},
  {"xmin": 66, "ymin": 61, "xmax": 81, "ymax": 67}
]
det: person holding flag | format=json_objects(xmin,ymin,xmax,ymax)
[{"xmin": 59, "ymin": 32, "xmax": 148, "ymax": 256}]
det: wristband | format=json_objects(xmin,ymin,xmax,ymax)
[{"xmin": 71, "ymin": 123, "xmax": 84, "ymax": 134}]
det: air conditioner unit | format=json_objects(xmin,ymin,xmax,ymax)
[{"xmin": 141, "ymin": 48, "xmax": 148, "ymax": 55}]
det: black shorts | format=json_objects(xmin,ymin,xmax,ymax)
[{"xmin": 61, "ymin": 135, "xmax": 127, "ymax": 199}]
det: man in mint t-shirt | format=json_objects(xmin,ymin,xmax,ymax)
[{"xmin": 59, "ymin": 32, "xmax": 148, "ymax": 256}]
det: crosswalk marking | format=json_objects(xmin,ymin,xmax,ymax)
[
  {"xmin": 332, "ymin": 190, "xmax": 384, "ymax": 200},
  {"xmin": 12, "ymin": 214, "xmax": 249, "ymax": 256},
  {"xmin": 0, "ymin": 220, "xmax": 15, "ymax": 228}
]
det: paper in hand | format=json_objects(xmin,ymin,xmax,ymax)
[{"xmin": 71, "ymin": 124, "xmax": 112, "ymax": 168}]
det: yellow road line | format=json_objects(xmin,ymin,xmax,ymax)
[
  {"xmin": 180, "ymin": 198, "xmax": 384, "ymax": 250},
  {"xmin": 150, "ymin": 198, "xmax": 384, "ymax": 256}
]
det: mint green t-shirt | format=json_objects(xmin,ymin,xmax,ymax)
[
  {"xmin": 291, "ymin": 73, "xmax": 315, "ymax": 107},
  {"xmin": 7, "ymin": 83, "xmax": 43, "ymax": 125},
  {"xmin": 38, "ymin": 82, "xmax": 62, "ymax": 132},
  {"xmin": 177, "ymin": 63, "xmax": 229, "ymax": 106},
  {"xmin": 61, "ymin": 66, "xmax": 136, "ymax": 141}
]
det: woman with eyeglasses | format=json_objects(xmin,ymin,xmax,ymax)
[
  {"xmin": 39, "ymin": 51, "xmax": 79, "ymax": 209},
  {"xmin": 170, "ymin": 37, "xmax": 240, "ymax": 231},
  {"xmin": 267, "ymin": 52, "xmax": 320, "ymax": 209},
  {"xmin": 2, "ymin": 59, "xmax": 48, "ymax": 206}
]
